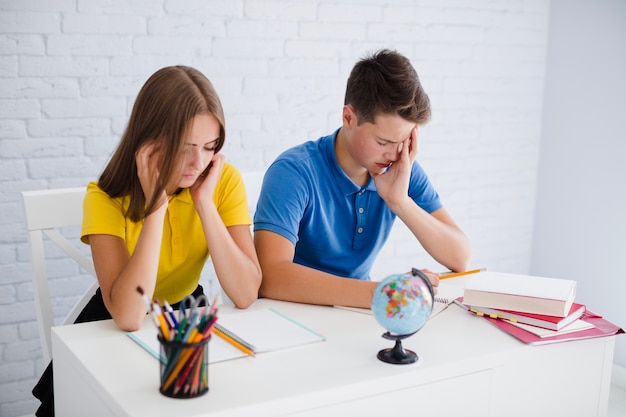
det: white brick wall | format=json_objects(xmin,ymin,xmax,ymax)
[{"xmin": 0, "ymin": 1, "xmax": 550, "ymax": 415}]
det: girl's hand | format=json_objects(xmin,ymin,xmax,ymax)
[
  {"xmin": 190, "ymin": 153, "xmax": 225, "ymax": 208},
  {"xmin": 135, "ymin": 141, "xmax": 167, "ymax": 209}
]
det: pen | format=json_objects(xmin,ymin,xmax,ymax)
[
  {"xmin": 209, "ymin": 293, "xmax": 219, "ymax": 316},
  {"xmin": 155, "ymin": 299, "xmax": 176, "ymax": 330},
  {"xmin": 137, "ymin": 286, "xmax": 162, "ymax": 329},
  {"xmin": 137, "ymin": 286, "xmax": 152, "ymax": 313},
  {"xmin": 213, "ymin": 326, "xmax": 255, "ymax": 357},
  {"xmin": 439, "ymin": 267, "xmax": 486, "ymax": 280},
  {"xmin": 164, "ymin": 301, "xmax": 179, "ymax": 329}
]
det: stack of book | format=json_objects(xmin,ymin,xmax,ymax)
[{"xmin": 459, "ymin": 271, "xmax": 623, "ymax": 345}]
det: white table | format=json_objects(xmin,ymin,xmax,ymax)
[{"xmin": 52, "ymin": 287, "xmax": 615, "ymax": 417}]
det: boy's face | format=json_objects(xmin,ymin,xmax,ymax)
[{"xmin": 347, "ymin": 111, "xmax": 416, "ymax": 175}]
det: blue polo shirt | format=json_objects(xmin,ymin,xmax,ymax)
[{"xmin": 254, "ymin": 129, "xmax": 442, "ymax": 280}]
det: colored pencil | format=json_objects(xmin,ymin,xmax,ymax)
[
  {"xmin": 213, "ymin": 326, "xmax": 255, "ymax": 357},
  {"xmin": 439, "ymin": 268, "xmax": 486, "ymax": 280}
]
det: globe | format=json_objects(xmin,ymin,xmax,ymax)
[
  {"xmin": 371, "ymin": 270, "xmax": 434, "ymax": 364},
  {"xmin": 372, "ymin": 272, "xmax": 434, "ymax": 335}
]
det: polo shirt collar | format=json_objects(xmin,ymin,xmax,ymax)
[
  {"xmin": 323, "ymin": 129, "xmax": 377, "ymax": 196},
  {"xmin": 171, "ymin": 187, "xmax": 193, "ymax": 204}
]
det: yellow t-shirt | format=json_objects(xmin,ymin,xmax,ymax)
[{"xmin": 80, "ymin": 163, "xmax": 251, "ymax": 304}]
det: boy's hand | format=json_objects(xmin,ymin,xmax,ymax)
[{"xmin": 373, "ymin": 125, "xmax": 419, "ymax": 210}]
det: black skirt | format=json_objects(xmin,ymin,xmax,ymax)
[{"xmin": 32, "ymin": 285, "xmax": 205, "ymax": 416}]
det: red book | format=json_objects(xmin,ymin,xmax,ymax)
[
  {"xmin": 466, "ymin": 302, "xmax": 586, "ymax": 331},
  {"xmin": 481, "ymin": 310, "xmax": 624, "ymax": 346},
  {"xmin": 455, "ymin": 297, "xmax": 624, "ymax": 345}
]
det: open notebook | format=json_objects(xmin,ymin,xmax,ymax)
[{"xmin": 128, "ymin": 308, "xmax": 325, "ymax": 364}]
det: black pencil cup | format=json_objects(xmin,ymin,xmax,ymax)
[{"xmin": 158, "ymin": 335, "xmax": 210, "ymax": 398}]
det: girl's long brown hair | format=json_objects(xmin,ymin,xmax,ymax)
[{"xmin": 98, "ymin": 66, "xmax": 225, "ymax": 222}]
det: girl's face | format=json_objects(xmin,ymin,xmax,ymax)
[{"xmin": 175, "ymin": 113, "xmax": 221, "ymax": 189}]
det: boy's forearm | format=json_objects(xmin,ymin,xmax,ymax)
[
  {"xmin": 396, "ymin": 203, "xmax": 471, "ymax": 272},
  {"xmin": 259, "ymin": 261, "xmax": 377, "ymax": 308}
]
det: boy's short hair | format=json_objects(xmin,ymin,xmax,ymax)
[{"xmin": 344, "ymin": 49, "xmax": 431, "ymax": 125}]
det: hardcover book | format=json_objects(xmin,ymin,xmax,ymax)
[{"xmin": 463, "ymin": 271, "xmax": 576, "ymax": 317}]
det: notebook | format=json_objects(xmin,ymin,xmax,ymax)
[
  {"xmin": 462, "ymin": 302, "xmax": 586, "ymax": 331},
  {"xmin": 506, "ymin": 318, "xmax": 593, "ymax": 338},
  {"xmin": 128, "ymin": 308, "xmax": 325, "ymax": 364}
]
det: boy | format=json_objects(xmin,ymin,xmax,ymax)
[{"xmin": 254, "ymin": 49, "xmax": 471, "ymax": 308}]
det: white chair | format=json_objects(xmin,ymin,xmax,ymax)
[
  {"xmin": 242, "ymin": 170, "xmax": 265, "ymax": 216},
  {"xmin": 21, "ymin": 187, "xmax": 99, "ymax": 365}
]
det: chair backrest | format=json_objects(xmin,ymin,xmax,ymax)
[
  {"xmin": 242, "ymin": 170, "xmax": 265, "ymax": 217},
  {"xmin": 21, "ymin": 187, "xmax": 99, "ymax": 364}
]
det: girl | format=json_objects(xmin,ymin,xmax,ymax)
[
  {"xmin": 80, "ymin": 65, "xmax": 262, "ymax": 330},
  {"xmin": 33, "ymin": 65, "xmax": 261, "ymax": 416}
]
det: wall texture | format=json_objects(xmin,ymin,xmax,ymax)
[
  {"xmin": 532, "ymin": 0, "xmax": 626, "ymax": 368},
  {"xmin": 0, "ymin": 1, "xmax": 550, "ymax": 415}
]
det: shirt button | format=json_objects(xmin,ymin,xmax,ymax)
[
  {"xmin": 358, "ymin": 227, "xmax": 363, "ymax": 233},
  {"xmin": 171, "ymin": 217, "xmax": 178, "ymax": 224},
  {"xmin": 358, "ymin": 208, "xmax": 364, "ymax": 214},
  {"xmin": 173, "ymin": 237, "xmax": 180, "ymax": 245}
]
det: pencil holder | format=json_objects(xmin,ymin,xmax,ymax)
[{"xmin": 158, "ymin": 335, "xmax": 210, "ymax": 398}]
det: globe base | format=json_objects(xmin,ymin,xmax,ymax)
[{"xmin": 377, "ymin": 338, "xmax": 419, "ymax": 365}]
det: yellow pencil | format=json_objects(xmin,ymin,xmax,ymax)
[
  {"xmin": 439, "ymin": 268, "xmax": 486, "ymax": 280},
  {"xmin": 155, "ymin": 311, "xmax": 171, "ymax": 341},
  {"xmin": 213, "ymin": 327, "xmax": 255, "ymax": 357}
]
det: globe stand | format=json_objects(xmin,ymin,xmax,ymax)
[
  {"xmin": 372, "ymin": 269, "xmax": 434, "ymax": 366},
  {"xmin": 377, "ymin": 331, "xmax": 419, "ymax": 365}
]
